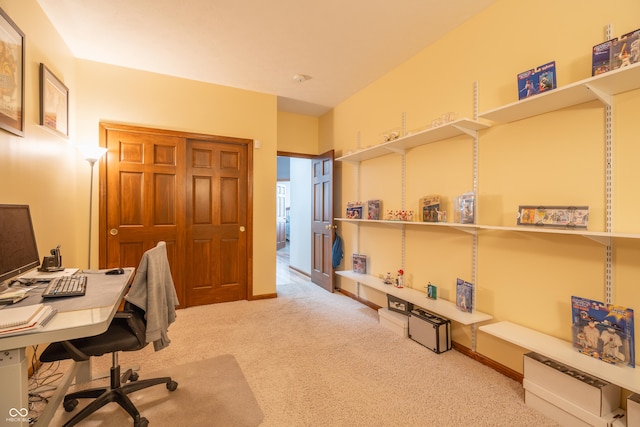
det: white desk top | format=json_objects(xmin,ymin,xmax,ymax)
[{"xmin": 0, "ymin": 268, "xmax": 134, "ymax": 351}]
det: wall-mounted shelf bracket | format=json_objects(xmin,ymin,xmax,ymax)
[
  {"xmin": 451, "ymin": 125, "xmax": 477, "ymax": 138},
  {"xmin": 585, "ymin": 83, "xmax": 612, "ymax": 107},
  {"xmin": 583, "ymin": 234, "xmax": 611, "ymax": 245}
]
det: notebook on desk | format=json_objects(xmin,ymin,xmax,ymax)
[{"xmin": 0, "ymin": 303, "xmax": 57, "ymax": 335}]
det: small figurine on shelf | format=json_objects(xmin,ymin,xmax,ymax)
[
  {"xmin": 395, "ymin": 269, "xmax": 404, "ymax": 288},
  {"xmin": 383, "ymin": 272, "xmax": 393, "ymax": 285}
]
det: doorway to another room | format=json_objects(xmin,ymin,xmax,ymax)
[{"xmin": 276, "ymin": 156, "xmax": 312, "ymax": 286}]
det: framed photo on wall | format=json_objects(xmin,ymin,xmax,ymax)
[
  {"xmin": 0, "ymin": 8, "xmax": 25, "ymax": 137},
  {"xmin": 40, "ymin": 63, "xmax": 69, "ymax": 138}
]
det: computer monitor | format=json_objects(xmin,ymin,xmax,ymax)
[{"xmin": 0, "ymin": 204, "xmax": 40, "ymax": 285}]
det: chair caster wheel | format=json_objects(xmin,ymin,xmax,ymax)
[
  {"xmin": 134, "ymin": 417, "xmax": 149, "ymax": 427},
  {"xmin": 63, "ymin": 398, "xmax": 78, "ymax": 412},
  {"xmin": 167, "ymin": 380, "xmax": 178, "ymax": 391},
  {"xmin": 130, "ymin": 372, "xmax": 139, "ymax": 381}
]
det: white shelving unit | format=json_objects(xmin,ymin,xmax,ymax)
[
  {"xmin": 335, "ymin": 62, "xmax": 640, "ymax": 381},
  {"xmin": 336, "ymin": 270, "xmax": 492, "ymax": 325},
  {"xmin": 480, "ymin": 321, "xmax": 640, "ymax": 394}
]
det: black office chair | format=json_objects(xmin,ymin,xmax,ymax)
[{"xmin": 40, "ymin": 244, "xmax": 179, "ymax": 427}]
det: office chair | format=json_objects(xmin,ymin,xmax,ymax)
[{"xmin": 40, "ymin": 243, "xmax": 179, "ymax": 427}]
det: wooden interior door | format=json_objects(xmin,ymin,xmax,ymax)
[
  {"xmin": 101, "ymin": 126, "xmax": 185, "ymax": 303},
  {"xmin": 311, "ymin": 150, "xmax": 334, "ymax": 292},
  {"xmin": 100, "ymin": 123, "xmax": 252, "ymax": 307},
  {"xmin": 185, "ymin": 139, "xmax": 248, "ymax": 306}
]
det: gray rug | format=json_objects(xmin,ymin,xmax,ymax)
[{"xmin": 49, "ymin": 355, "xmax": 264, "ymax": 426}]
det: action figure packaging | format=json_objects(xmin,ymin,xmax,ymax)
[
  {"xmin": 610, "ymin": 29, "xmax": 640, "ymax": 70},
  {"xmin": 517, "ymin": 61, "xmax": 557, "ymax": 100},
  {"xmin": 571, "ymin": 296, "xmax": 635, "ymax": 368},
  {"xmin": 592, "ymin": 38, "xmax": 617, "ymax": 76}
]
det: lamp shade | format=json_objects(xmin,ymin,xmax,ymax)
[{"xmin": 78, "ymin": 145, "xmax": 108, "ymax": 163}]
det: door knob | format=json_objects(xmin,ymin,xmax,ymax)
[
  {"xmin": 109, "ymin": 228, "xmax": 118, "ymax": 236},
  {"xmin": 240, "ymin": 226, "xmax": 246, "ymax": 232},
  {"xmin": 325, "ymin": 224, "xmax": 336, "ymax": 230}
]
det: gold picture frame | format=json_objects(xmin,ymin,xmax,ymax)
[
  {"xmin": 0, "ymin": 8, "xmax": 25, "ymax": 137},
  {"xmin": 40, "ymin": 63, "xmax": 69, "ymax": 138}
]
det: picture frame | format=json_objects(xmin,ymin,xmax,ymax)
[
  {"xmin": 0, "ymin": 8, "xmax": 25, "ymax": 137},
  {"xmin": 40, "ymin": 63, "xmax": 69, "ymax": 138}
]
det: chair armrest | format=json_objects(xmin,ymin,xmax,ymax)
[{"xmin": 116, "ymin": 305, "xmax": 147, "ymax": 346}]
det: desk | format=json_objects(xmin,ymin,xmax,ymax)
[{"xmin": 0, "ymin": 268, "xmax": 134, "ymax": 427}]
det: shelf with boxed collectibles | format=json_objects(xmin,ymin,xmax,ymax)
[
  {"xmin": 480, "ymin": 61, "xmax": 640, "ymax": 124},
  {"xmin": 334, "ymin": 215, "xmax": 632, "ymax": 244},
  {"xmin": 335, "ymin": 269, "xmax": 492, "ymax": 326}
]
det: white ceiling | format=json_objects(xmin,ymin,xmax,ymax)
[{"xmin": 37, "ymin": 0, "xmax": 497, "ymax": 117}]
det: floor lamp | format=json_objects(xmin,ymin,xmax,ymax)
[{"xmin": 80, "ymin": 146, "xmax": 108, "ymax": 269}]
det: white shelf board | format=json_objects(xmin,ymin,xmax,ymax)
[
  {"xmin": 335, "ymin": 218, "xmax": 476, "ymax": 231},
  {"xmin": 334, "ymin": 218, "xmax": 640, "ymax": 243},
  {"xmin": 336, "ymin": 270, "xmax": 492, "ymax": 325},
  {"xmin": 480, "ymin": 62, "xmax": 640, "ymax": 124},
  {"xmin": 480, "ymin": 321, "xmax": 640, "ymax": 394},
  {"xmin": 336, "ymin": 118, "xmax": 489, "ymax": 163}
]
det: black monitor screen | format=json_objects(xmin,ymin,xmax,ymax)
[{"xmin": 0, "ymin": 204, "xmax": 40, "ymax": 284}]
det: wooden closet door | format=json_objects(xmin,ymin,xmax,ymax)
[
  {"xmin": 186, "ymin": 139, "xmax": 248, "ymax": 306},
  {"xmin": 101, "ymin": 125, "xmax": 186, "ymax": 304},
  {"xmin": 100, "ymin": 123, "xmax": 252, "ymax": 307}
]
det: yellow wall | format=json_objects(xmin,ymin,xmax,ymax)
[
  {"xmin": 324, "ymin": 0, "xmax": 640, "ymax": 374},
  {"xmin": 74, "ymin": 60, "xmax": 278, "ymax": 296},
  {"xmin": 0, "ymin": 1, "xmax": 82, "ymax": 266},
  {"xmin": 277, "ymin": 111, "xmax": 319, "ymax": 154},
  {"xmin": 0, "ymin": 0, "xmax": 278, "ymax": 297}
]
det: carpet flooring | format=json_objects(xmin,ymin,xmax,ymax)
[
  {"xmin": 45, "ymin": 355, "xmax": 263, "ymax": 426},
  {"xmin": 33, "ymin": 276, "xmax": 559, "ymax": 426}
]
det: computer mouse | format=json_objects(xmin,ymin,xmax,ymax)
[{"xmin": 106, "ymin": 268, "xmax": 124, "ymax": 275}]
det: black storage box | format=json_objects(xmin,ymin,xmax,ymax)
[
  {"xmin": 387, "ymin": 294, "xmax": 413, "ymax": 314},
  {"xmin": 408, "ymin": 308, "xmax": 451, "ymax": 353}
]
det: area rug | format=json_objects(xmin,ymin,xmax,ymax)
[{"xmin": 48, "ymin": 354, "xmax": 264, "ymax": 427}]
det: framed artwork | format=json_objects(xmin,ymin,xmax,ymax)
[
  {"xmin": 0, "ymin": 8, "xmax": 25, "ymax": 137},
  {"xmin": 40, "ymin": 63, "xmax": 69, "ymax": 138}
]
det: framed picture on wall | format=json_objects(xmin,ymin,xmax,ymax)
[
  {"xmin": 0, "ymin": 8, "xmax": 25, "ymax": 137},
  {"xmin": 39, "ymin": 63, "xmax": 69, "ymax": 138}
]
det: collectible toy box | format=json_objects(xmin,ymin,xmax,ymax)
[
  {"xmin": 517, "ymin": 61, "xmax": 557, "ymax": 100},
  {"xmin": 571, "ymin": 296, "xmax": 635, "ymax": 368}
]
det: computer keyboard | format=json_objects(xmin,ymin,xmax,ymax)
[{"xmin": 42, "ymin": 275, "xmax": 87, "ymax": 298}]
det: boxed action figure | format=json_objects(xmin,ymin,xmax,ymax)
[
  {"xmin": 611, "ymin": 29, "xmax": 640, "ymax": 70},
  {"xmin": 517, "ymin": 61, "xmax": 557, "ymax": 100},
  {"xmin": 420, "ymin": 194, "xmax": 441, "ymax": 222},
  {"xmin": 571, "ymin": 296, "xmax": 635, "ymax": 368},
  {"xmin": 345, "ymin": 201, "xmax": 363, "ymax": 219},
  {"xmin": 592, "ymin": 38, "xmax": 617, "ymax": 75},
  {"xmin": 367, "ymin": 199, "xmax": 381, "ymax": 220}
]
